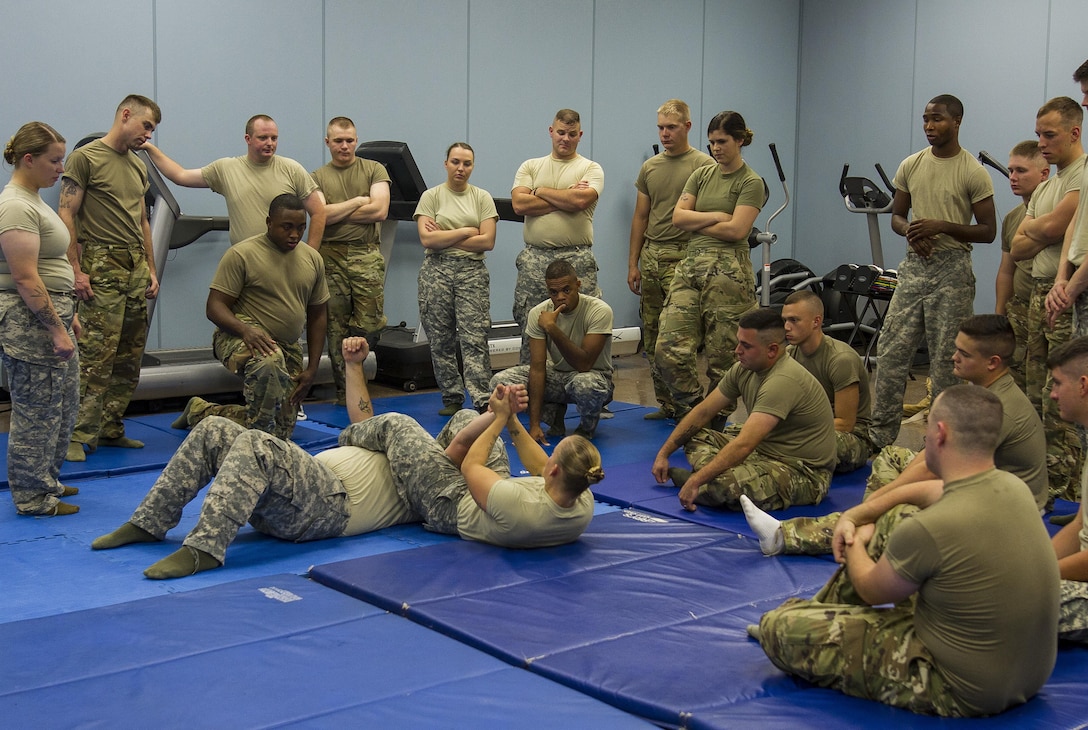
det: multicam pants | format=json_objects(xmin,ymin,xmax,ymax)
[
  {"xmin": 71, "ymin": 241, "xmax": 149, "ymax": 447},
  {"xmin": 683, "ymin": 427, "xmax": 831, "ymax": 511},
  {"xmin": 759, "ymin": 504, "xmax": 971, "ymax": 717},
  {"xmin": 655, "ymin": 246, "xmax": 757, "ymax": 415},
  {"xmin": 322, "ymin": 241, "xmax": 387, "ymax": 403}
]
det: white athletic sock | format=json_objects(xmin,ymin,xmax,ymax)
[{"xmin": 740, "ymin": 494, "xmax": 784, "ymax": 556}]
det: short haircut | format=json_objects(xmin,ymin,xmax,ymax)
[
  {"xmin": 326, "ymin": 116, "xmax": 356, "ymax": 133},
  {"xmin": 117, "ymin": 94, "xmax": 161, "ymax": 124},
  {"xmin": 1074, "ymin": 59, "xmax": 1088, "ymax": 83},
  {"xmin": 268, "ymin": 193, "xmax": 305, "ymax": 217},
  {"xmin": 928, "ymin": 94, "xmax": 964, "ymax": 120},
  {"xmin": 783, "ymin": 289, "xmax": 824, "ymax": 315},
  {"xmin": 1010, "ymin": 139, "xmax": 1042, "ymax": 160},
  {"xmin": 445, "ymin": 141, "xmax": 474, "ymax": 159},
  {"xmin": 246, "ymin": 114, "xmax": 275, "ymax": 136},
  {"xmin": 545, "ymin": 259, "xmax": 578, "ymax": 280},
  {"xmin": 958, "ymin": 314, "xmax": 1015, "ymax": 361},
  {"xmin": 657, "ymin": 99, "xmax": 692, "ymax": 123},
  {"xmin": 1048, "ymin": 336, "xmax": 1088, "ymax": 373},
  {"xmin": 3, "ymin": 121, "xmax": 65, "ymax": 166},
  {"xmin": 1037, "ymin": 96, "xmax": 1084, "ymax": 128},
  {"xmin": 738, "ymin": 307, "xmax": 785, "ymax": 344},
  {"xmin": 707, "ymin": 110, "xmax": 753, "ymax": 147},
  {"xmin": 554, "ymin": 109, "xmax": 581, "ymax": 126},
  {"xmin": 931, "ymin": 384, "xmax": 1002, "ymax": 455}
]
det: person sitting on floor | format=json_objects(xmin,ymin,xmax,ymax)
[
  {"xmin": 489, "ymin": 259, "xmax": 614, "ymax": 442},
  {"xmin": 752, "ymin": 384, "xmax": 1058, "ymax": 717},
  {"xmin": 742, "ymin": 314, "xmax": 1047, "ymax": 556},
  {"xmin": 651, "ymin": 306, "xmax": 836, "ymax": 512},
  {"xmin": 91, "ymin": 338, "xmax": 602, "ymax": 579},
  {"xmin": 781, "ymin": 290, "xmax": 873, "ymax": 472}
]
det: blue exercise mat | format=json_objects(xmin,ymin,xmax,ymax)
[
  {"xmin": 310, "ymin": 509, "xmax": 1088, "ymax": 729},
  {"xmin": 0, "ymin": 573, "xmax": 652, "ymax": 728}
]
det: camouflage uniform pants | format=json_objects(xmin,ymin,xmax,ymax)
[
  {"xmin": 683, "ymin": 427, "xmax": 831, "ymax": 511},
  {"xmin": 655, "ymin": 247, "xmax": 757, "ymax": 415},
  {"xmin": 870, "ymin": 249, "xmax": 974, "ymax": 449},
  {"xmin": 1075, "ymin": 290, "xmax": 1088, "ymax": 338},
  {"xmin": 72, "ymin": 242, "xmax": 149, "ymax": 446},
  {"xmin": 418, "ymin": 255, "xmax": 492, "ymax": 409},
  {"xmin": 198, "ymin": 329, "xmax": 303, "ymax": 441},
  {"xmin": 129, "ymin": 416, "xmax": 349, "ymax": 564},
  {"xmin": 1058, "ymin": 579, "xmax": 1088, "ymax": 643},
  {"xmin": 513, "ymin": 245, "xmax": 600, "ymax": 364},
  {"xmin": 338, "ymin": 410, "xmax": 509, "ymax": 534},
  {"xmin": 759, "ymin": 504, "xmax": 970, "ymax": 717},
  {"xmin": 780, "ymin": 445, "xmax": 914, "ymax": 554},
  {"xmin": 1005, "ymin": 292, "xmax": 1029, "ymax": 391},
  {"xmin": 490, "ymin": 364, "xmax": 613, "ymax": 436},
  {"xmin": 1026, "ymin": 278, "xmax": 1081, "ymax": 501},
  {"xmin": 0, "ymin": 293, "xmax": 80, "ymax": 514},
  {"xmin": 322, "ymin": 241, "xmax": 387, "ymax": 402},
  {"xmin": 638, "ymin": 241, "xmax": 687, "ymax": 415}
]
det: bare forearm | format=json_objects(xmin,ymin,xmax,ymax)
[{"xmin": 506, "ymin": 414, "xmax": 547, "ymax": 475}]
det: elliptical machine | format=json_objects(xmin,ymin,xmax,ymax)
[{"xmin": 832, "ymin": 163, "xmax": 897, "ymax": 366}]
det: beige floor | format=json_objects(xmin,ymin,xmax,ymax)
[{"xmin": 0, "ymin": 350, "xmax": 929, "ymax": 451}]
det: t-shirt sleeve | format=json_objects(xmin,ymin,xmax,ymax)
[
  {"xmin": 308, "ymin": 259, "xmax": 330, "ymax": 305},
  {"xmin": 201, "ymin": 158, "xmax": 224, "ymax": 193},
  {"xmin": 635, "ymin": 164, "xmax": 649, "ymax": 196},
  {"xmin": 208, "ymin": 249, "xmax": 245, "ymax": 297},
  {"xmin": 288, "ymin": 160, "xmax": 320, "ymax": 198},
  {"xmin": 967, "ymin": 162, "xmax": 995, "ymax": 205},
  {"xmin": 62, "ymin": 148, "xmax": 91, "ymax": 189},
  {"xmin": 715, "ymin": 364, "xmax": 742, "ymax": 401},
  {"xmin": 0, "ymin": 198, "xmax": 36, "ymax": 235},
  {"xmin": 583, "ymin": 161, "xmax": 604, "ymax": 194},
  {"xmin": 883, "ymin": 516, "xmax": 940, "ymax": 584},
  {"xmin": 737, "ymin": 173, "xmax": 766, "ymax": 211},
  {"xmin": 585, "ymin": 300, "xmax": 614, "ymax": 334},
  {"xmin": 513, "ymin": 160, "xmax": 534, "ymax": 192},
  {"xmin": 750, "ymin": 372, "xmax": 796, "ymax": 420},
  {"xmin": 478, "ymin": 190, "xmax": 498, "ymax": 221},
  {"xmin": 525, "ymin": 302, "xmax": 547, "ymax": 340},
  {"xmin": 828, "ymin": 352, "xmax": 861, "ymax": 392},
  {"xmin": 682, "ymin": 166, "xmax": 707, "ymax": 197},
  {"xmin": 413, "ymin": 187, "xmax": 438, "ymax": 221}
]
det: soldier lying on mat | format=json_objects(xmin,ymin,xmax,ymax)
[{"xmin": 92, "ymin": 338, "xmax": 603, "ymax": 579}]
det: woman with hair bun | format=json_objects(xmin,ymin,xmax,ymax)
[
  {"xmin": 656, "ymin": 111, "xmax": 765, "ymax": 416},
  {"xmin": 0, "ymin": 122, "xmax": 81, "ymax": 515}
]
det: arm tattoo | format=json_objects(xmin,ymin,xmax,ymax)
[
  {"xmin": 58, "ymin": 178, "xmax": 80, "ymax": 207},
  {"xmin": 356, "ymin": 397, "xmax": 372, "ymax": 415}
]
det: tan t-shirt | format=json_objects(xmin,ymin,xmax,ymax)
[
  {"xmin": 525, "ymin": 293, "xmax": 613, "ymax": 373},
  {"xmin": 885, "ymin": 468, "xmax": 1058, "ymax": 715},
  {"xmin": 0, "ymin": 184, "xmax": 74, "ymax": 293},
  {"xmin": 202, "ymin": 155, "xmax": 319, "ymax": 244},
  {"xmin": 716, "ymin": 351, "xmax": 836, "ymax": 472},
  {"xmin": 787, "ymin": 336, "xmax": 871, "ymax": 435},
  {"xmin": 413, "ymin": 183, "xmax": 498, "ymax": 261},
  {"xmin": 892, "ymin": 148, "xmax": 994, "ymax": 254},
  {"xmin": 1000, "ymin": 203, "xmax": 1033, "ymax": 301},
  {"xmin": 456, "ymin": 476, "xmax": 594, "ymax": 548},
  {"xmin": 682, "ymin": 162, "xmax": 765, "ymax": 250},
  {"xmin": 1027, "ymin": 153, "xmax": 1084, "ymax": 278},
  {"xmin": 62, "ymin": 138, "xmax": 148, "ymax": 245},
  {"xmin": 311, "ymin": 157, "xmax": 391, "ymax": 246},
  {"xmin": 209, "ymin": 233, "xmax": 330, "ymax": 343},
  {"xmin": 313, "ymin": 446, "xmax": 417, "ymax": 535},
  {"xmin": 513, "ymin": 154, "xmax": 603, "ymax": 249},
  {"xmin": 1067, "ymin": 157, "xmax": 1088, "ymax": 266},
  {"xmin": 989, "ymin": 372, "xmax": 1048, "ymax": 509},
  {"xmin": 635, "ymin": 148, "xmax": 715, "ymax": 245}
]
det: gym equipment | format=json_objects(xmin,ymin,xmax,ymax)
[
  {"xmin": 978, "ymin": 149, "xmax": 1011, "ymax": 179},
  {"xmin": 754, "ymin": 144, "xmax": 791, "ymax": 307},
  {"xmin": 835, "ymin": 163, "xmax": 898, "ymax": 366}
]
